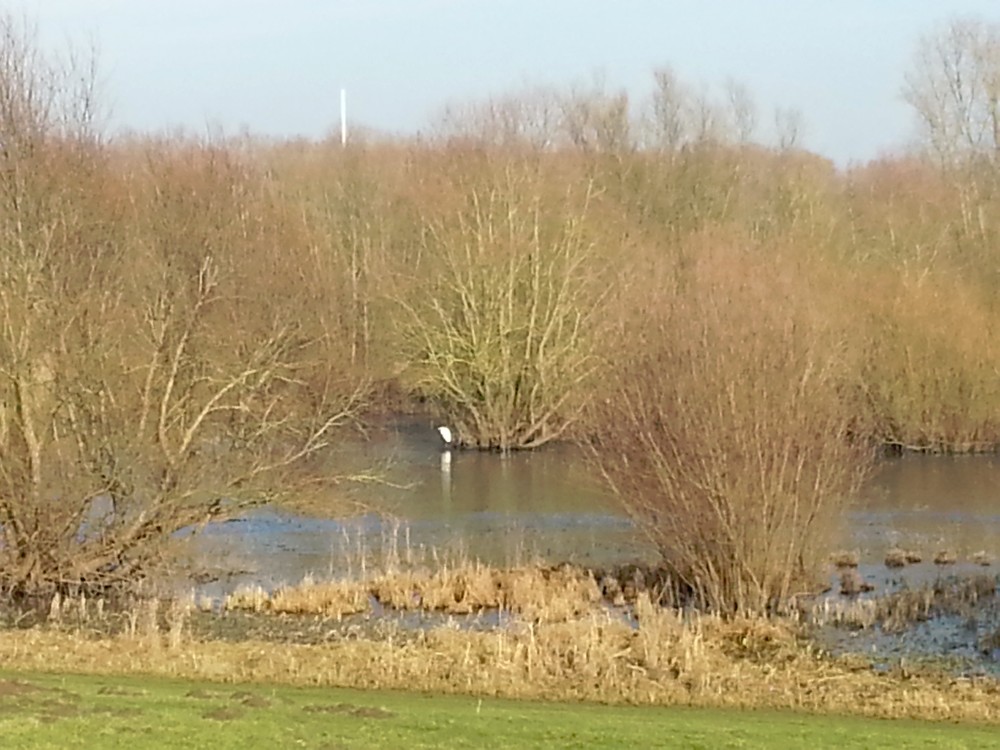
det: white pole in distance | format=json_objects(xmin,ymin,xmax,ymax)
[{"xmin": 340, "ymin": 88, "xmax": 347, "ymax": 147}]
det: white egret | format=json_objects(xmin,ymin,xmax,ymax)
[{"xmin": 436, "ymin": 425, "xmax": 454, "ymax": 447}]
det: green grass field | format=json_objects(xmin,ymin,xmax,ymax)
[{"xmin": 0, "ymin": 671, "xmax": 995, "ymax": 749}]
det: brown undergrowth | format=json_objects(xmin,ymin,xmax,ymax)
[
  {"xmin": 6, "ymin": 562, "xmax": 1000, "ymax": 723},
  {"xmin": 1, "ymin": 593, "xmax": 998, "ymax": 723}
]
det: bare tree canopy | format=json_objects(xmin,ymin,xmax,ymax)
[
  {"xmin": 904, "ymin": 17, "xmax": 1000, "ymax": 164},
  {"xmin": 395, "ymin": 156, "xmax": 605, "ymax": 451},
  {"xmin": 0, "ymin": 21, "xmax": 368, "ymax": 597}
]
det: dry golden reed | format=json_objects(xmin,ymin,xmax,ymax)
[
  {"xmin": 226, "ymin": 563, "xmax": 603, "ymax": 623},
  {"xmin": 2, "ymin": 598, "xmax": 998, "ymax": 724}
]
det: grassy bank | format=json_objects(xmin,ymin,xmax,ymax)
[{"xmin": 1, "ymin": 670, "xmax": 998, "ymax": 750}]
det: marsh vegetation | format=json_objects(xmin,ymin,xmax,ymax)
[
  {"xmin": 0, "ymin": 16, "xmax": 998, "ymax": 742},
  {"xmin": 1, "ymin": 18, "xmax": 1000, "ymax": 731}
]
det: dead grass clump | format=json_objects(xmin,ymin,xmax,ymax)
[
  {"xmin": 934, "ymin": 550, "xmax": 957, "ymax": 565},
  {"xmin": 970, "ymin": 551, "xmax": 994, "ymax": 567},
  {"xmin": 166, "ymin": 598, "xmax": 193, "ymax": 650},
  {"xmin": 226, "ymin": 577, "xmax": 370, "ymax": 620},
  {"xmin": 831, "ymin": 551, "xmax": 860, "ymax": 569},
  {"xmin": 879, "ymin": 547, "xmax": 922, "ymax": 570},
  {"xmin": 593, "ymin": 564, "xmax": 679, "ymax": 606},
  {"xmin": 713, "ymin": 616, "xmax": 805, "ymax": 667},
  {"xmin": 879, "ymin": 589, "xmax": 937, "ymax": 634},
  {"xmin": 269, "ymin": 578, "xmax": 370, "ymax": 619},
  {"xmin": 980, "ymin": 627, "xmax": 1000, "ymax": 656},
  {"xmin": 494, "ymin": 565, "xmax": 602, "ymax": 621},
  {"xmin": 839, "ymin": 570, "xmax": 874, "ymax": 597},
  {"xmin": 367, "ymin": 563, "xmax": 603, "ymax": 621},
  {"xmin": 629, "ymin": 595, "xmax": 707, "ymax": 683},
  {"xmin": 224, "ymin": 563, "xmax": 603, "ymax": 623},
  {"xmin": 809, "ymin": 597, "xmax": 879, "ymax": 630},
  {"xmin": 884, "ymin": 548, "xmax": 908, "ymax": 568},
  {"xmin": 225, "ymin": 586, "xmax": 270, "ymax": 613},
  {"xmin": 370, "ymin": 565, "xmax": 498, "ymax": 614},
  {"xmin": 956, "ymin": 574, "xmax": 999, "ymax": 604}
]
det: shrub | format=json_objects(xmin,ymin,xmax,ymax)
[
  {"xmin": 395, "ymin": 156, "xmax": 604, "ymax": 450},
  {"xmin": 585, "ymin": 245, "xmax": 870, "ymax": 614}
]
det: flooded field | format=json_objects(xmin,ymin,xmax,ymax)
[
  {"xmin": 189, "ymin": 416, "xmax": 643, "ymax": 594},
  {"xmin": 853, "ymin": 454, "xmax": 1000, "ymax": 570},
  {"xmin": 183, "ymin": 419, "xmax": 1000, "ymax": 673},
  {"xmin": 191, "ymin": 418, "xmax": 1000, "ymax": 591}
]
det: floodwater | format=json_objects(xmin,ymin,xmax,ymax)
[
  {"xmin": 854, "ymin": 453, "xmax": 1000, "ymax": 565},
  {"xmin": 184, "ymin": 419, "xmax": 1000, "ymax": 673},
  {"xmin": 821, "ymin": 454, "xmax": 1000, "ymax": 674},
  {"xmin": 190, "ymin": 418, "xmax": 1000, "ymax": 596},
  {"xmin": 190, "ymin": 416, "xmax": 642, "ymax": 594}
]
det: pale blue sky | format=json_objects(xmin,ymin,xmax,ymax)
[{"xmin": 17, "ymin": 1, "xmax": 1000, "ymax": 163}]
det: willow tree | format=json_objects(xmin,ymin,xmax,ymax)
[
  {"xmin": 585, "ymin": 246, "xmax": 870, "ymax": 614},
  {"xmin": 397, "ymin": 158, "xmax": 604, "ymax": 450}
]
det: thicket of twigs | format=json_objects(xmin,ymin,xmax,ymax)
[{"xmin": 3, "ymin": 15, "xmax": 1000, "ymax": 605}]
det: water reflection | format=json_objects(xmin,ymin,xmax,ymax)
[
  {"xmin": 332, "ymin": 419, "xmax": 613, "ymax": 520},
  {"xmin": 440, "ymin": 449, "xmax": 452, "ymax": 506}
]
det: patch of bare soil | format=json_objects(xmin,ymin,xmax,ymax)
[
  {"xmin": 97, "ymin": 685, "xmax": 147, "ymax": 697},
  {"xmin": 231, "ymin": 691, "xmax": 272, "ymax": 708},
  {"xmin": 303, "ymin": 703, "xmax": 394, "ymax": 719},
  {"xmin": 202, "ymin": 706, "xmax": 245, "ymax": 721},
  {"xmin": 36, "ymin": 698, "xmax": 82, "ymax": 722},
  {"xmin": 0, "ymin": 679, "xmax": 41, "ymax": 697}
]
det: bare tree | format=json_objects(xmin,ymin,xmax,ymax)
[
  {"xmin": 903, "ymin": 18, "xmax": 1000, "ymax": 255},
  {"xmin": 557, "ymin": 77, "xmax": 632, "ymax": 154},
  {"xmin": 644, "ymin": 67, "xmax": 689, "ymax": 151},
  {"xmin": 774, "ymin": 107, "xmax": 804, "ymax": 152},
  {"xmin": 396, "ymin": 158, "xmax": 604, "ymax": 450},
  {"xmin": 904, "ymin": 17, "xmax": 1000, "ymax": 165},
  {"xmin": 726, "ymin": 79, "xmax": 758, "ymax": 144},
  {"xmin": 642, "ymin": 68, "xmax": 761, "ymax": 151},
  {"xmin": 0, "ymin": 24, "xmax": 367, "ymax": 597},
  {"xmin": 435, "ymin": 87, "xmax": 562, "ymax": 151}
]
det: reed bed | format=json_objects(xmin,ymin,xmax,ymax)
[
  {"xmin": 225, "ymin": 562, "xmax": 604, "ymax": 623},
  {"xmin": 225, "ymin": 559, "xmax": 1000, "ymax": 636},
  {"xmin": 2, "ymin": 593, "xmax": 999, "ymax": 723},
  {"xmin": 7, "ymin": 560, "xmax": 999, "ymax": 723}
]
